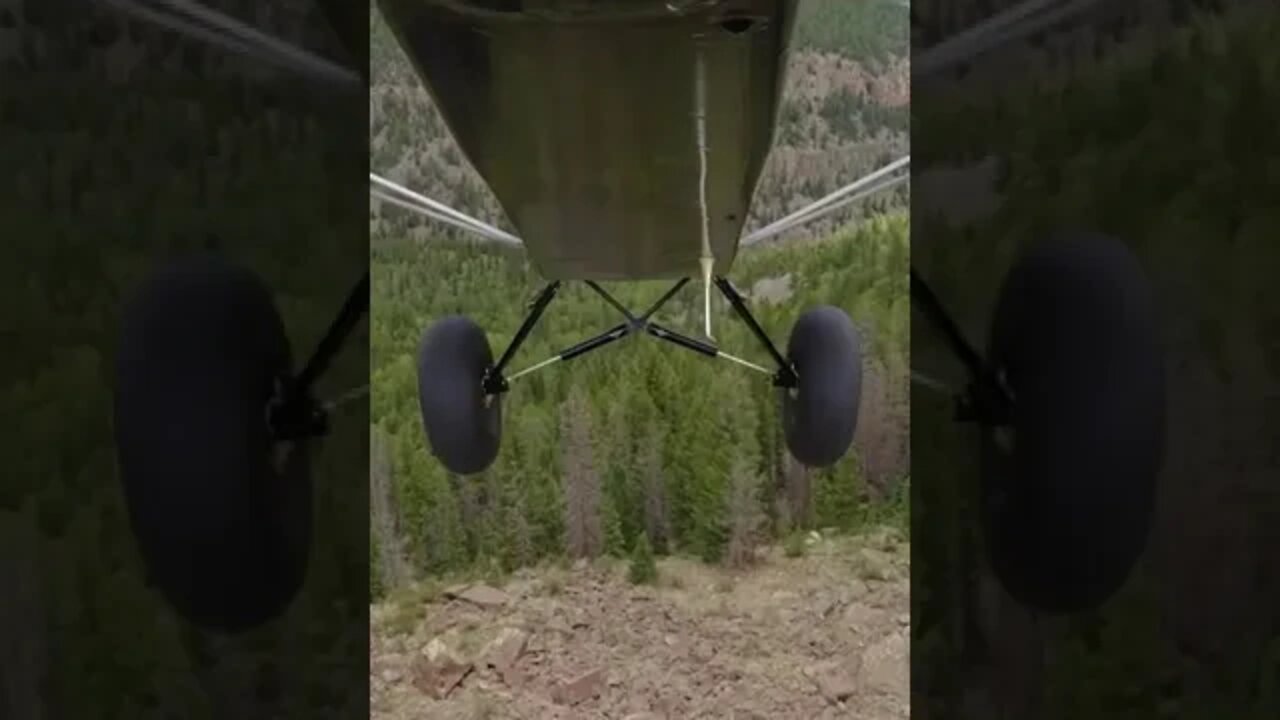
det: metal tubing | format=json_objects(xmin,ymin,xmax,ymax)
[
  {"xmin": 491, "ymin": 281, "xmax": 561, "ymax": 378},
  {"xmin": 908, "ymin": 269, "xmax": 990, "ymax": 388},
  {"xmin": 712, "ymin": 275, "xmax": 795, "ymax": 383},
  {"xmin": 585, "ymin": 281, "xmax": 637, "ymax": 323},
  {"xmin": 909, "ymin": 267, "xmax": 1014, "ymax": 423},
  {"xmin": 645, "ymin": 323, "xmax": 719, "ymax": 358},
  {"xmin": 560, "ymin": 323, "xmax": 631, "ymax": 361},
  {"xmin": 639, "ymin": 278, "xmax": 690, "ymax": 322},
  {"xmin": 294, "ymin": 271, "xmax": 369, "ymax": 396}
]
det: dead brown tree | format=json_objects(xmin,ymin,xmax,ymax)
[
  {"xmin": 371, "ymin": 428, "xmax": 411, "ymax": 591},
  {"xmin": 640, "ymin": 425, "xmax": 671, "ymax": 553},
  {"xmin": 852, "ymin": 360, "xmax": 909, "ymax": 500},
  {"xmin": 782, "ymin": 450, "xmax": 813, "ymax": 530},
  {"xmin": 725, "ymin": 456, "xmax": 768, "ymax": 569},
  {"xmin": 560, "ymin": 386, "xmax": 602, "ymax": 559}
]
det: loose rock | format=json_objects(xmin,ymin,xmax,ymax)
[
  {"xmin": 411, "ymin": 640, "xmax": 472, "ymax": 700},
  {"xmin": 482, "ymin": 627, "xmax": 529, "ymax": 677},
  {"xmin": 552, "ymin": 667, "xmax": 606, "ymax": 706},
  {"xmin": 806, "ymin": 660, "xmax": 862, "ymax": 704},
  {"xmin": 860, "ymin": 631, "xmax": 908, "ymax": 695},
  {"xmin": 447, "ymin": 584, "xmax": 511, "ymax": 609}
]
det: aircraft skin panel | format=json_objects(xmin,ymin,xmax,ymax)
[{"xmin": 377, "ymin": 0, "xmax": 798, "ymax": 280}]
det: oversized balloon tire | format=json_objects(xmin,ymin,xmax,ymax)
[
  {"xmin": 781, "ymin": 306, "xmax": 863, "ymax": 468},
  {"xmin": 982, "ymin": 231, "xmax": 1164, "ymax": 613},
  {"xmin": 417, "ymin": 316, "xmax": 503, "ymax": 475},
  {"xmin": 114, "ymin": 255, "xmax": 311, "ymax": 632}
]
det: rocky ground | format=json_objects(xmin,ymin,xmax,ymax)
[{"xmin": 370, "ymin": 528, "xmax": 909, "ymax": 720}]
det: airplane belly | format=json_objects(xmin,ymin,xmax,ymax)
[{"xmin": 378, "ymin": 0, "xmax": 797, "ymax": 280}]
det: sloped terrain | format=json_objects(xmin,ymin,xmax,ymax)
[{"xmin": 372, "ymin": 531, "xmax": 909, "ymax": 720}]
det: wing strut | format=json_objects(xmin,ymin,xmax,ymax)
[
  {"xmin": 370, "ymin": 174, "xmax": 522, "ymax": 247},
  {"xmin": 915, "ymin": 0, "xmax": 1108, "ymax": 77},
  {"xmin": 94, "ymin": 0, "xmax": 363, "ymax": 90},
  {"xmin": 742, "ymin": 155, "xmax": 911, "ymax": 247}
]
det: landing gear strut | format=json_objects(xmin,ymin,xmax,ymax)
[
  {"xmin": 416, "ymin": 276, "xmax": 864, "ymax": 475},
  {"xmin": 913, "ymin": 231, "xmax": 1165, "ymax": 613}
]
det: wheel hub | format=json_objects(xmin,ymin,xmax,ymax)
[{"xmin": 265, "ymin": 375, "xmax": 329, "ymax": 442}]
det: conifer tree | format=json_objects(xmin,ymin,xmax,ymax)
[
  {"xmin": 603, "ymin": 493, "xmax": 627, "ymax": 558},
  {"xmin": 628, "ymin": 532, "xmax": 658, "ymax": 585}
]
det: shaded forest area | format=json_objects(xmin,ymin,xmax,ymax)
[
  {"xmin": 910, "ymin": 0, "xmax": 1261, "ymax": 55},
  {"xmin": 2, "ymin": 8, "xmax": 368, "ymax": 719},
  {"xmin": 370, "ymin": 214, "xmax": 909, "ymax": 596},
  {"xmin": 912, "ymin": 5, "xmax": 1280, "ymax": 719}
]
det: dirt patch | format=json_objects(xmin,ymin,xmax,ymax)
[{"xmin": 371, "ymin": 530, "xmax": 909, "ymax": 719}]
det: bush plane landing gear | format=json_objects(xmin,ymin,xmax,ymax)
[
  {"xmin": 416, "ymin": 276, "xmax": 864, "ymax": 475},
  {"xmin": 113, "ymin": 256, "xmax": 368, "ymax": 632},
  {"xmin": 913, "ymin": 230, "xmax": 1165, "ymax": 613}
]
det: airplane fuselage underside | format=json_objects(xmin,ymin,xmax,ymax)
[{"xmin": 377, "ymin": 0, "xmax": 798, "ymax": 280}]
